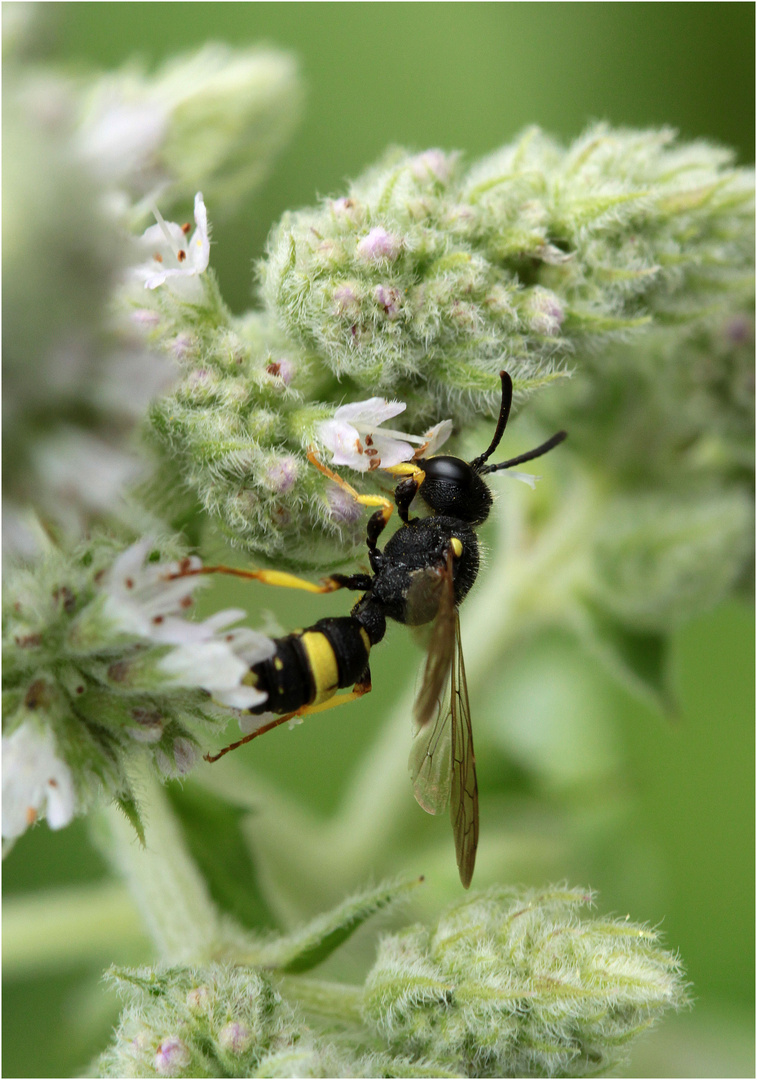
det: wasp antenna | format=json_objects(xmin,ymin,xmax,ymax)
[
  {"xmin": 481, "ymin": 429, "xmax": 568, "ymax": 475},
  {"xmin": 470, "ymin": 371, "xmax": 513, "ymax": 472}
]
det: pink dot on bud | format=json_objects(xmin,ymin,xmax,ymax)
[
  {"xmin": 333, "ymin": 283, "xmax": 360, "ymax": 314},
  {"xmin": 266, "ymin": 358, "xmax": 295, "ymax": 385},
  {"xmin": 155, "ymin": 1035, "xmax": 190, "ymax": 1076},
  {"xmin": 218, "ymin": 1021, "xmax": 251, "ymax": 1054},
  {"xmin": 326, "ymin": 484, "xmax": 363, "ymax": 524},
  {"xmin": 356, "ymin": 227, "xmax": 402, "ymax": 262},
  {"xmin": 171, "ymin": 333, "xmax": 196, "ymax": 360},
  {"xmin": 264, "ymin": 455, "xmax": 299, "ymax": 493},
  {"xmin": 131, "ymin": 308, "xmax": 161, "ymax": 328},
  {"xmin": 410, "ymin": 149, "xmax": 453, "ymax": 184},
  {"xmin": 373, "ymin": 284, "xmax": 402, "ymax": 320}
]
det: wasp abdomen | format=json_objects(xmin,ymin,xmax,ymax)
[{"xmin": 247, "ymin": 616, "xmax": 371, "ymax": 715}]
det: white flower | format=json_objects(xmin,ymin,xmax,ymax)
[
  {"xmin": 318, "ymin": 399, "xmax": 452, "ymax": 473},
  {"xmin": 100, "ymin": 538, "xmax": 208, "ymax": 644},
  {"xmin": 2, "ymin": 721, "xmax": 76, "ymax": 839},
  {"xmin": 100, "ymin": 539, "xmax": 276, "ymax": 709},
  {"xmin": 134, "ymin": 191, "xmax": 210, "ymax": 290}
]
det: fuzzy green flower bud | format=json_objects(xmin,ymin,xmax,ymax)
[
  {"xmin": 261, "ymin": 127, "xmax": 752, "ymax": 428},
  {"xmin": 363, "ymin": 887, "xmax": 687, "ymax": 1078},
  {"xmin": 96, "ymin": 964, "xmax": 300, "ymax": 1079}
]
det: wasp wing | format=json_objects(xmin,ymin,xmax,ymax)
[
  {"xmin": 408, "ymin": 694, "xmax": 453, "ymax": 815},
  {"xmin": 410, "ymin": 548, "xmax": 456, "ymax": 730},
  {"xmin": 449, "ymin": 612, "xmax": 479, "ymax": 888},
  {"xmin": 408, "ymin": 550, "xmax": 456, "ymax": 813},
  {"xmin": 407, "ymin": 550, "xmax": 479, "ymax": 887}
]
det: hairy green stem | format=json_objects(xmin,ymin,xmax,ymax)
[
  {"xmin": 275, "ymin": 974, "xmax": 365, "ymax": 1023},
  {"xmin": 96, "ymin": 761, "xmax": 229, "ymax": 962}
]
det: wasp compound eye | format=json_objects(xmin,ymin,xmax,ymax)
[{"xmin": 419, "ymin": 456, "xmax": 493, "ymax": 524}]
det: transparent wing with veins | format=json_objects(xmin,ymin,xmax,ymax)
[{"xmin": 408, "ymin": 553, "xmax": 479, "ymax": 887}]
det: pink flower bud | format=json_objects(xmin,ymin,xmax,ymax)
[
  {"xmin": 218, "ymin": 1021, "xmax": 252, "ymax": 1054},
  {"xmin": 373, "ymin": 284, "xmax": 402, "ymax": 320},
  {"xmin": 356, "ymin": 227, "xmax": 402, "ymax": 262},
  {"xmin": 155, "ymin": 1035, "xmax": 190, "ymax": 1076}
]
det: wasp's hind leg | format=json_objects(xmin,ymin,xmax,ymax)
[{"xmin": 204, "ymin": 669, "xmax": 372, "ymax": 763}]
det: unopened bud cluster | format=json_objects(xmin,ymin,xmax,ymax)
[
  {"xmin": 142, "ymin": 307, "xmax": 371, "ymax": 563},
  {"xmin": 97, "ymin": 965, "xmax": 292, "ymax": 1078},
  {"xmin": 78, "ymin": 44, "xmax": 302, "ymax": 219},
  {"xmin": 96, "ymin": 885, "xmax": 687, "ymax": 1078},
  {"xmin": 261, "ymin": 127, "xmax": 753, "ymax": 426},
  {"xmin": 535, "ymin": 317, "xmax": 754, "ymax": 632},
  {"xmin": 364, "ymin": 886, "xmax": 687, "ymax": 1078}
]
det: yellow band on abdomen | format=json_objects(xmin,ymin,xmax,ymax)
[{"xmin": 300, "ymin": 631, "xmax": 340, "ymax": 705}]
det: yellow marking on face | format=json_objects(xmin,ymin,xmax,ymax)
[
  {"xmin": 300, "ymin": 631, "xmax": 339, "ymax": 705},
  {"xmin": 242, "ymin": 670, "xmax": 259, "ymax": 687},
  {"xmin": 451, "ymin": 537, "xmax": 463, "ymax": 557},
  {"xmin": 274, "ymin": 657, "xmax": 284, "ymax": 671}
]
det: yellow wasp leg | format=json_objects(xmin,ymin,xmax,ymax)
[
  {"xmin": 204, "ymin": 679, "xmax": 372, "ymax": 763},
  {"xmin": 164, "ymin": 563, "xmax": 345, "ymax": 594}
]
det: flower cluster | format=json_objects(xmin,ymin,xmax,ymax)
[
  {"xmin": 2, "ymin": 535, "xmax": 274, "ymax": 842},
  {"xmin": 261, "ymin": 128, "xmax": 753, "ymax": 427},
  {"xmin": 4, "ymin": 38, "xmax": 300, "ymax": 539},
  {"xmin": 141, "ymin": 285, "xmax": 457, "ymax": 560},
  {"xmin": 77, "ymin": 44, "xmax": 302, "ymax": 220}
]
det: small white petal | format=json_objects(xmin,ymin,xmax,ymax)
[
  {"xmin": 158, "ymin": 641, "xmax": 248, "ymax": 691},
  {"xmin": 2, "ymin": 722, "xmax": 76, "ymax": 838},
  {"xmin": 215, "ymin": 684, "xmax": 269, "ymax": 710},
  {"xmin": 238, "ymin": 711, "xmax": 275, "ymax": 735},
  {"xmin": 368, "ymin": 432, "xmax": 415, "ymax": 469},
  {"xmin": 420, "ymin": 419, "xmax": 454, "ymax": 456},
  {"xmin": 333, "ymin": 398, "xmax": 406, "ymax": 426},
  {"xmin": 134, "ymin": 192, "xmax": 210, "ymax": 290}
]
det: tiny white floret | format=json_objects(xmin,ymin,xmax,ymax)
[
  {"xmin": 318, "ymin": 398, "xmax": 452, "ymax": 473},
  {"xmin": 135, "ymin": 192, "xmax": 210, "ymax": 290},
  {"xmin": 2, "ymin": 721, "xmax": 76, "ymax": 839}
]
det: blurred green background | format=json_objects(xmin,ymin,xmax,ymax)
[{"xmin": 4, "ymin": 4, "xmax": 754, "ymax": 1077}]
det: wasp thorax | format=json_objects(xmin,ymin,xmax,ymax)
[{"xmin": 418, "ymin": 456, "xmax": 493, "ymax": 524}]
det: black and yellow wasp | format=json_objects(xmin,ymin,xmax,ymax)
[{"xmin": 174, "ymin": 372, "xmax": 566, "ymax": 887}]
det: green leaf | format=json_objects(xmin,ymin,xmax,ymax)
[
  {"xmin": 115, "ymin": 795, "xmax": 146, "ymax": 847},
  {"xmin": 166, "ymin": 781, "xmax": 277, "ymax": 932},
  {"xmin": 575, "ymin": 600, "xmax": 677, "ymax": 716},
  {"xmin": 260, "ymin": 877, "xmax": 424, "ymax": 974}
]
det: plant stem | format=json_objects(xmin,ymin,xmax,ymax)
[{"xmin": 96, "ymin": 759, "xmax": 229, "ymax": 963}]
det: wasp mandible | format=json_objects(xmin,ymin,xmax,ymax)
[{"xmin": 171, "ymin": 372, "xmax": 566, "ymax": 887}]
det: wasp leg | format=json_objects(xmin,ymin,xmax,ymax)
[
  {"xmin": 164, "ymin": 564, "xmax": 349, "ymax": 594},
  {"xmin": 384, "ymin": 463, "xmax": 426, "ymax": 523},
  {"xmin": 204, "ymin": 672, "xmax": 372, "ymax": 763}
]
